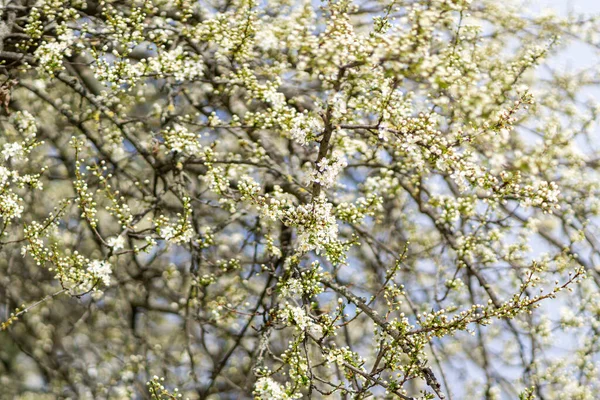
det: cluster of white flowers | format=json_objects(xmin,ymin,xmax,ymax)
[
  {"xmin": 0, "ymin": 112, "xmax": 43, "ymax": 222},
  {"xmin": 263, "ymin": 89, "xmax": 287, "ymax": 109},
  {"xmin": 87, "ymin": 260, "xmax": 112, "ymax": 286},
  {"xmin": 204, "ymin": 166, "xmax": 230, "ymax": 195},
  {"xmin": 429, "ymin": 195, "xmax": 476, "ymax": 225},
  {"xmin": 11, "ymin": 110, "xmax": 37, "ymax": 137},
  {"xmin": 161, "ymin": 124, "xmax": 202, "ymax": 155},
  {"xmin": 92, "ymin": 57, "xmax": 142, "ymax": 89},
  {"xmin": 520, "ymin": 181, "xmax": 561, "ymax": 213},
  {"xmin": 559, "ymin": 306, "xmax": 584, "ymax": 329},
  {"xmin": 253, "ymin": 376, "xmax": 299, "ymax": 400},
  {"xmin": 284, "ymin": 197, "xmax": 339, "ymax": 254},
  {"xmin": 0, "ymin": 166, "xmax": 11, "ymax": 187},
  {"xmin": 107, "ymin": 235, "xmax": 126, "ymax": 251},
  {"xmin": 239, "ymin": 177, "xmax": 340, "ymax": 255},
  {"xmin": 330, "ymin": 92, "xmax": 348, "ymax": 121},
  {"xmin": 278, "ymin": 263, "xmax": 324, "ymax": 298},
  {"xmin": 362, "ymin": 169, "xmax": 399, "ymax": 195},
  {"xmin": 2, "ymin": 143, "xmax": 24, "ymax": 160},
  {"xmin": 2, "ymin": 111, "xmax": 39, "ymax": 163},
  {"xmin": 0, "ymin": 191, "xmax": 24, "ymax": 220},
  {"xmin": 156, "ymin": 198, "xmax": 195, "ymax": 245},
  {"xmin": 139, "ymin": 46, "xmax": 204, "ymax": 82},
  {"xmin": 146, "ymin": 375, "xmax": 183, "ymax": 399},
  {"xmin": 34, "ymin": 30, "xmax": 74, "ymax": 75},
  {"xmin": 159, "ymin": 224, "xmax": 194, "ymax": 245},
  {"xmin": 335, "ymin": 194, "xmax": 384, "ymax": 224},
  {"xmin": 279, "ymin": 278, "xmax": 303, "ymax": 298},
  {"xmin": 279, "ymin": 304, "xmax": 313, "ymax": 331},
  {"xmin": 289, "ymin": 113, "xmax": 322, "ymax": 145},
  {"xmin": 325, "ymin": 346, "xmax": 363, "ymax": 368},
  {"xmin": 256, "ymin": 190, "xmax": 292, "ymax": 222},
  {"xmin": 278, "ymin": 303, "xmax": 322, "ymax": 336},
  {"xmin": 310, "ymin": 150, "xmax": 347, "ymax": 188}
]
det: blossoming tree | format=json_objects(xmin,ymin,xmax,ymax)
[{"xmin": 1, "ymin": 0, "xmax": 600, "ymax": 398}]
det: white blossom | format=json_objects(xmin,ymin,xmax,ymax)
[
  {"xmin": 107, "ymin": 235, "xmax": 126, "ymax": 251},
  {"xmin": 87, "ymin": 260, "xmax": 112, "ymax": 286},
  {"xmin": 2, "ymin": 143, "xmax": 24, "ymax": 160},
  {"xmin": 253, "ymin": 377, "xmax": 300, "ymax": 400},
  {"xmin": 162, "ymin": 124, "xmax": 202, "ymax": 155},
  {"xmin": 310, "ymin": 149, "xmax": 347, "ymax": 188}
]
